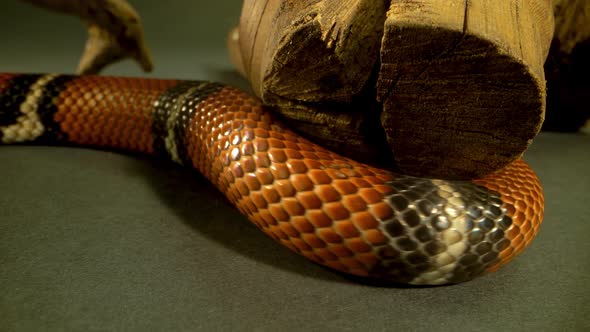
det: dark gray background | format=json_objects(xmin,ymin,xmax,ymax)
[{"xmin": 1, "ymin": 1, "xmax": 589, "ymax": 331}]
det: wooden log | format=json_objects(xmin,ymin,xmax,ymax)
[
  {"xmin": 229, "ymin": 20, "xmax": 391, "ymax": 164},
  {"xmin": 232, "ymin": 1, "xmax": 554, "ymax": 179},
  {"xmin": 376, "ymin": 0, "xmax": 553, "ymax": 178},
  {"xmin": 236, "ymin": 0, "xmax": 386, "ymax": 103},
  {"xmin": 543, "ymin": 0, "xmax": 590, "ymax": 132},
  {"xmin": 231, "ymin": 0, "xmax": 392, "ymax": 165}
]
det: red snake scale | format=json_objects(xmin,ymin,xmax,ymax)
[{"xmin": 0, "ymin": 73, "xmax": 543, "ymax": 285}]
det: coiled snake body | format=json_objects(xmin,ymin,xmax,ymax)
[{"xmin": 0, "ymin": 73, "xmax": 543, "ymax": 285}]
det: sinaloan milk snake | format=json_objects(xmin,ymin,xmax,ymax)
[{"xmin": 0, "ymin": 73, "xmax": 543, "ymax": 285}]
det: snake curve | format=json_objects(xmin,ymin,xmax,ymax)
[{"xmin": 0, "ymin": 73, "xmax": 544, "ymax": 285}]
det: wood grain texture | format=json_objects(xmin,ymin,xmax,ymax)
[
  {"xmin": 232, "ymin": 0, "xmax": 391, "ymax": 166},
  {"xmin": 232, "ymin": 1, "xmax": 554, "ymax": 179},
  {"xmin": 376, "ymin": 0, "xmax": 553, "ymax": 178},
  {"xmin": 238, "ymin": 0, "xmax": 386, "ymax": 104}
]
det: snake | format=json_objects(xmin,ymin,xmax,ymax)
[{"xmin": 0, "ymin": 73, "xmax": 543, "ymax": 285}]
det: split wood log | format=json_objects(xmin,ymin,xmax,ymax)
[
  {"xmin": 235, "ymin": 0, "xmax": 386, "ymax": 104},
  {"xmin": 229, "ymin": 0, "xmax": 392, "ymax": 166},
  {"xmin": 544, "ymin": 0, "xmax": 590, "ymax": 131},
  {"xmin": 230, "ymin": 0, "xmax": 554, "ymax": 179}
]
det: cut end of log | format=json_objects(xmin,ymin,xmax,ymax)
[
  {"xmin": 377, "ymin": 26, "xmax": 545, "ymax": 178},
  {"xmin": 263, "ymin": 18, "xmax": 361, "ymax": 103},
  {"xmin": 239, "ymin": 0, "xmax": 386, "ymax": 104},
  {"xmin": 374, "ymin": 0, "xmax": 550, "ymax": 178}
]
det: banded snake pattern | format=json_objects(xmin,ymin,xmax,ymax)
[{"xmin": 0, "ymin": 73, "xmax": 543, "ymax": 285}]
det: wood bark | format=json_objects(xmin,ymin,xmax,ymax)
[
  {"xmin": 236, "ymin": 0, "xmax": 386, "ymax": 103},
  {"xmin": 231, "ymin": 0, "xmax": 554, "ymax": 179},
  {"xmin": 230, "ymin": 0, "xmax": 391, "ymax": 166},
  {"xmin": 544, "ymin": 0, "xmax": 590, "ymax": 131}
]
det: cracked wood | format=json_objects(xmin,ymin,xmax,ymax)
[
  {"xmin": 376, "ymin": 0, "xmax": 553, "ymax": 178},
  {"xmin": 231, "ymin": 0, "xmax": 553, "ymax": 179}
]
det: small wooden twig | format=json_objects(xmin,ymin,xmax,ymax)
[{"xmin": 21, "ymin": 0, "xmax": 153, "ymax": 74}]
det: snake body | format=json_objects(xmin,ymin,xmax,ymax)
[{"xmin": 0, "ymin": 73, "xmax": 544, "ymax": 285}]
